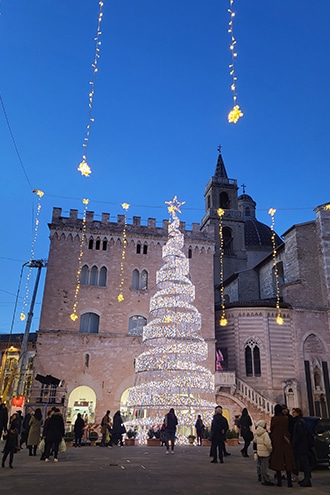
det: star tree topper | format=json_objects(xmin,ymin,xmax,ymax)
[{"xmin": 165, "ymin": 196, "xmax": 185, "ymax": 219}]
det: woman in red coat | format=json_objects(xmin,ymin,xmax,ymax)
[{"xmin": 269, "ymin": 404, "xmax": 295, "ymax": 487}]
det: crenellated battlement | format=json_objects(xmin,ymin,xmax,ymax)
[{"xmin": 50, "ymin": 207, "xmax": 214, "ymax": 242}]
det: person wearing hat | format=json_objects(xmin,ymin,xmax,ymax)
[
  {"xmin": 209, "ymin": 406, "xmax": 228, "ymax": 464},
  {"xmin": 253, "ymin": 420, "xmax": 274, "ymax": 486}
]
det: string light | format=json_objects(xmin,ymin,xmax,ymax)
[
  {"xmin": 217, "ymin": 208, "xmax": 227, "ymax": 326},
  {"xmin": 227, "ymin": 0, "xmax": 243, "ymax": 123},
  {"xmin": 70, "ymin": 198, "xmax": 89, "ymax": 321},
  {"xmin": 268, "ymin": 208, "xmax": 283, "ymax": 325},
  {"xmin": 117, "ymin": 203, "xmax": 130, "ymax": 302},
  {"xmin": 127, "ymin": 196, "xmax": 215, "ymax": 429},
  {"xmin": 20, "ymin": 189, "xmax": 44, "ymax": 321},
  {"xmin": 77, "ymin": 1, "xmax": 105, "ymax": 177}
]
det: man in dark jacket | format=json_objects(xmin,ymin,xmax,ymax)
[
  {"xmin": 210, "ymin": 406, "xmax": 228, "ymax": 463},
  {"xmin": 292, "ymin": 408, "xmax": 312, "ymax": 487},
  {"xmin": 44, "ymin": 408, "xmax": 65, "ymax": 462}
]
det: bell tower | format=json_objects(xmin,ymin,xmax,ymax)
[{"xmin": 201, "ymin": 151, "xmax": 247, "ymax": 301}]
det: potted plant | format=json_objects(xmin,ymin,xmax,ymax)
[
  {"xmin": 88, "ymin": 430, "xmax": 99, "ymax": 446},
  {"xmin": 64, "ymin": 431, "xmax": 75, "ymax": 447},
  {"xmin": 125, "ymin": 428, "xmax": 138, "ymax": 446},
  {"xmin": 202, "ymin": 427, "xmax": 212, "ymax": 446},
  {"xmin": 226, "ymin": 429, "xmax": 239, "ymax": 446},
  {"xmin": 187, "ymin": 434, "xmax": 196, "ymax": 445},
  {"xmin": 147, "ymin": 427, "xmax": 161, "ymax": 446}
]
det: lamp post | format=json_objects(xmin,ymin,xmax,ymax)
[{"xmin": 16, "ymin": 259, "xmax": 47, "ymax": 397}]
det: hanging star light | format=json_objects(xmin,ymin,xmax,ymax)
[
  {"xmin": 227, "ymin": 0, "xmax": 243, "ymax": 123},
  {"xmin": 77, "ymin": 1, "xmax": 105, "ymax": 177},
  {"xmin": 217, "ymin": 208, "xmax": 227, "ymax": 326},
  {"xmin": 20, "ymin": 189, "xmax": 44, "ymax": 321},
  {"xmin": 70, "ymin": 198, "xmax": 89, "ymax": 321},
  {"xmin": 117, "ymin": 203, "xmax": 130, "ymax": 302},
  {"xmin": 268, "ymin": 208, "xmax": 284, "ymax": 326}
]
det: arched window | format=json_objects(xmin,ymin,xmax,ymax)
[
  {"xmin": 79, "ymin": 313, "xmax": 99, "ymax": 334},
  {"xmin": 90, "ymin": 266, "xmax": 98, "ymax": 286},
  {"xmin": 88, "ymin": 239, "xmax": 94, "ymax": 250},
  {"xmin": 128, "ymin": 315, "xmax": 147, "ymax": 336},
  {"xmin": 136, "ymin": 243, "xmax": 141, "ymax": 254},
  {"xmin": 102, "ymin": 239, "xmax": 107, "ymax": 251},
  {"xmin": 99, "ymin": 266, "xmax": 107, "ymax": 287},
  {"xmin": 207, "ymin": 195, "xmax": 211, "ymax": 209},
  {"xmin": 143, "ymin": 244, "xmax": 148, "ymax": 255},
  {"xmin": 223, "ymin": 227, "xmax": 233, "ymax": 255},
  {"xmin": 245, "ymin": 207, "xmax": 251, "ymax": 216},
  {"xmin": 188, "ymin": 247, "xmax": 192, "ymax": 259},
  {"xmin": 81, "ymin": 265, "xmax": 89, "ymax": 285},
  {"xmin": 132, "ymin": 269, "xmax": 139, "ymax": 289},
  {"xmin": 141, "ymin": 270, "xmax": 148, "ymax": 290},
  {"xmin": 132, "ymin": 269, "xmax": 148, "ymax": 290},
  {"xmin": 245, "ymin": 339, "xmax": 261, "ymax": 377},
  {"xmin": 220, "ymin": 192, "xmax": 230, "ymax": 209},
  {"xmin": 85, "ymin": 353, "xmax": 90, "ymax": 368},
  {"xmin": 95, "ymin": 239, "xmax": 101, "ymax": 250}
]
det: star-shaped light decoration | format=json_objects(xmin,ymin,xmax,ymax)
[
  {"xmin": 121, "ymin": 203, "xmax": 130, "ymax": 211},
  {"xmin": 78, "ymin": 159, "xmax": 92, "ymax": 177},
  {"xmin": 32, "ymin": 189, "xmax": 44, "ymax": 198},
  {"xmin": 228, "ymin": 104, "xmax": 243, "ymax": 123},
  {"xmin": 165, "ymin": 196, "xmax": 186, "ymax": 219},
  {"xmin": 70, "ymin": 313, "xmax": 79, "ymax": 321},
  {"xmin": 20, "ymin": 312, "xmax": 26, "ymax": 321},
  {"xmin": 165, "ymin": 316, "xmax": 171, "ymax": 323},
  {"xmin": 118, "ymin": 293, "xmax": 124, "ymax": 302}
]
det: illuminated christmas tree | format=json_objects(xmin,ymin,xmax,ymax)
[{"xmin": 127, "ymin": 197, "xmax": 215, "ymax": 431}]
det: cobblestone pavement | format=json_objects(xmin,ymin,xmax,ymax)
[{"xmin": 1, "ymin": 441, "xmax": 329, "ymax": 495}]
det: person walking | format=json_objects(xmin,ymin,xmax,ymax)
[
  {"xmin": 210, "ymin": 406, "xmax": 228, "ymax": 464},
  {"xmin": 291, "ymin": 407, "xmax": 312, "ymax": 487},
  {"xmin": 195, "ymin": 415, "xmax": 205, "ymax": 446},
  {"xmin": 112, "ymin": 410, "xmax": 125, "ymax": 446},
  {"xmin": 27, "ymin": 408, "xmax": 43, "ymax": 456},
  {"xmin": 0, "ymin": 403, "xmax": 9, "ymax": 440},
  {"xmin": 2, "ymin": 412, "xmax": 19, "ymax": 468},
  {"xmin": 100, "ymin": 410, "xmax": 111, "ymax": 447},
  {"xmin": 20, "ymin": 412, "xmax": 31, "ymax": 448},
  {"xmin": 269, "ymin": 404, "xmax": 295, "ymax": 487},
  {"xmin": 164, "ymin": 408, "xmax": 178, "ymax": 454},
  {"xmin": 240, "ymin": 407, "xmax": 253, "ymax": 457},
  {"xmin": 73, "ymin": 412, "xmax": 85, "ymax": 447},
  {"xmin": 253, "ymin": 420, "xmax": 274, "ymax": 486},
  {"xmin": 44, "ymin": 408, "xmax": 65, "ymax": 462}
]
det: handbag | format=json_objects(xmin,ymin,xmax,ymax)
[
  {"xmin": 59, "ymin": 438, "xmax": 67, "ymax": 453},
  {"xmin": 38, "ymin": 438, "xmax": 45, "ymax": 454}
]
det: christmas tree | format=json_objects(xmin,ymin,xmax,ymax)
[{"xmin": 127, "ymin": 197, "xmax": 215, "ymax": 431}]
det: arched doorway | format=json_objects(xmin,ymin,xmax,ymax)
[{"xmin": 66, "ymin": 386, "xmax": 96, "ymax": 427}]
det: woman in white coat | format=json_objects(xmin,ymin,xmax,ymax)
[{"xmin": 253, "ymin": 420, "xmax": 273, "ymax": 486}]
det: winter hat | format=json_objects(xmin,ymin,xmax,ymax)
[{"xmin": 256, "ymin": 420, "xmax": 266, "ymax": 428}]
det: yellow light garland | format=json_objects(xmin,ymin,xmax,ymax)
[
  {"xmin": 117, "ymin": 202, "xmax": 130, "ymax": 302},
  {"xmin": 20, "ymin": 189, "xmax": 44, "ymax": 321},
  {"xmin": 268, "ymin": 208, "xmax": 283, "ymax": 325},
  {"xmin": 70, "ymin": 198, "xmax": 89, "ymax": 321},
  {"xmin": 227, "ymin": 0, "xmax": 243, "ymax": 123},
  {"xmin": 77, "ymin": 1, "xmax": 105, "ymax": 177},
  {"xmin": 217, "ymin": 208, "xmax": 227, "ymax": 326}
]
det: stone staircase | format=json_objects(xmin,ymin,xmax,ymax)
[{"xmin": 215, "ymin": 371, "xmax": 277, "ymax": 425}]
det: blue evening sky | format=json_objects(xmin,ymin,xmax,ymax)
[{"xmin": 1, "ymin": 0, "xmax": 329, "ymax": 334}]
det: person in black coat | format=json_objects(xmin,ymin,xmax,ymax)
[
  {"xmin": 112, "ymin": 410, "xmax": 125, "ymax": 446},
  {"xmin": 291, "ymin": 408, "xmax": 312, "ymax": 487},
  {"xmin": 44, "ymin": 408, "xmax": 65, "ymax": 462},
  {"xmin": 210, "ymin": 406, "xmax": 228, "ymax": 463},
  {"xmin": 240, "ymin": 407, "xmax": 253, "ymax": 457},
  {"xmin": 0, "ymin": 403, "xmax": 9, "ymax": 439},
  {"xmin": 73, "ymin": 413, "xmax": 85, "ymax": 447},
  {"xmin": 2, "ymin": 413, "xmax": 19, "ymax": 468},
  {"xmin": 164, "ymin": 408, "xmax": 178, "ymax": 454}
]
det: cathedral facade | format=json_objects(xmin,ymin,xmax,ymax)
[{"xmin": 27, "ymin": 153, "xmax": 330, "ymax": 427}]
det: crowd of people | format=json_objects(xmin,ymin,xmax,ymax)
[{"xmin": 0, "ymin": 401, "xmax": 315, "ymax": 488}]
